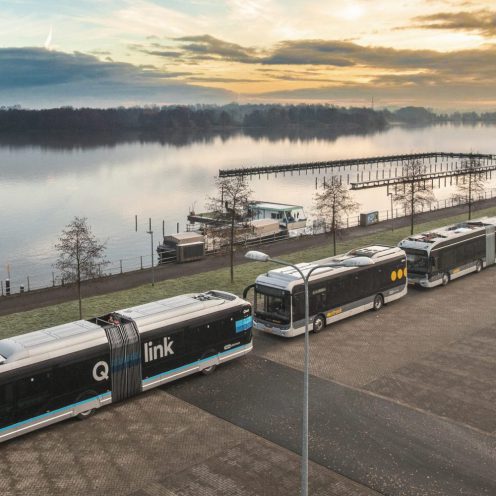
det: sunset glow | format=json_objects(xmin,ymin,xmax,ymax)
[{"xmin": 1, "ymin": 0, "xmax": 496, "ymax": 108}]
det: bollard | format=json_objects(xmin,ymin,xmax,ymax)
[
  {"xmin": 5, "ymin": 279, "xmax": 10, "ymax": 296},
  {"xmin": 20, "ymin": 285, "xmax": 24, "ymax": 294}
]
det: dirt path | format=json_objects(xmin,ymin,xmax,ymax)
[{"xmin": 1, "ymin": 198, "xmax": 495, "ymax": 316}]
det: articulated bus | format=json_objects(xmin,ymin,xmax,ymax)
[
  {"xmin": 398, "ymin": 216, "xmax": 496, "ymax": 288},
  {"xmin": 244, "ymin": 245, "xmax": 407, "ymax": 338},
  {"xmin": 0, "ymin": 290, "xmax": 252, "ymax": 442}
]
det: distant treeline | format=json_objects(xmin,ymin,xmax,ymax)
[
  {"xmin": 0, "ymin": 104, "xmax": 494, "ymax": 137},
  {"xmin": 385, "ymin": 106, "xmax": 496, "ymax": 124},
  {"xmin": 0, "ymin": 104, "xmax": 387, "ymax": 134}
]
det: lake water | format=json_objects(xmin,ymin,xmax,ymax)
[{"xmin": 1, "ymin": 123, "xmax": 496, "ymax": 290}]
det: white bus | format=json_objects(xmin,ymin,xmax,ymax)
[
  {"xmin": 0, "ymin": 290, "xmax": 252, "ymax": 443},
  {"xmin": 398, "ymin": 216, "xmax": 496, "ymax": 288},
  {"xmin": 244, "ymin": 245, "xmax": 407, "ymax": 338}
]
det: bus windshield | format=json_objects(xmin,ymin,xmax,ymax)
[
  {"xmin": 254, "ymin": 285, "xmax": 291, "ymax": 325},
  {"xmin": 405, "ymin": 249, "xmax": 429, "ymax": 274}
]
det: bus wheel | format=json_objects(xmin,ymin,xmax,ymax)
[
  {"xmin": 475, "ymin": 260, "xmax": 483, "ymax": 273},
  {"xmin": 312, "ymin": 315, "xmax": 325, "ymax": 333},
  {"xmin": 201, "ymin": 351, "xmax": 218, "ymax": 375},
  {"xmin": 76, "ymin": 408, "xmax": 96, "ymax": 421},
  {"xmin": 372, "ymin": 294, "xmax": 384, "ymax": 311},
  {"xmin": 75, "ymin": 392, "xmax": 97, "ymax": 420},
  {"xmin": 441, "ymin": 273, "xmax": 450, "ymax": 286},
  {"xmin": 201, "ymin": 364, "xmax": 217, "ymax": 375}
]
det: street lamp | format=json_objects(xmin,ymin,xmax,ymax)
[{"xmin": 245, "ymin": 250, "xmax": 373, "ymax": 496}]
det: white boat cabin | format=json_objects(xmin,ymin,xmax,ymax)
[{"xmin": 248, "ymin": 201, "xmax": 307, "ymax": 229}]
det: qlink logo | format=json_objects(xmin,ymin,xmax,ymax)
[
  {"xmin": 144, "ymin": 337, "xmax": 174, "ymax": 363},
  {"xmin": 93, "ymin": 361, "xmax": 109, "ymax": 382}
]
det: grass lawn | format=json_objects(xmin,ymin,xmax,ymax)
[{"xmin": 2, "ymin": 205, "xmax": 496, "ymax": 339}]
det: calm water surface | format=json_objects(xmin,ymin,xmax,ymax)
[{"xmin": 1, "ymin": 124, "xmax": 496, "ymax": 289}]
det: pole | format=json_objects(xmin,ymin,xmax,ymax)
[
  {"xmin": 147, "ymin": 218, "xmax": 155, "ymax": 286},
  {"xmin": 302, "ymin": 276, "xmax": 309, "ymax": 496},
  {"xmin": 148, "ymin": 230, "xmax": 155, "ymax": 286},
  {"xmin": 390, "ymin": 193, "xmax": 394, "ymax": 231}
]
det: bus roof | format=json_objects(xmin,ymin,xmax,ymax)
[
  {"xmin": 398, "ymin": 216, "xmax": 496, "ymax": 252},
  {"xmin": 0, "ymin": 291, "xmax": 242, "ymax": 365},
  {"xmin": 116, "ymin": 291, "xmax": 236, "ymax": 332},
  {"xmin": 255, "ymin": 245, "xmax": 403, "ymax": 290},
  {"xmin": 0, "ymin": 320, "xmax": 105, "ymax": 364}
]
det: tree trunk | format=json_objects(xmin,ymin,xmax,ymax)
[
  {"xmin": 332, "ymin": 206, "xmax": 336, "ymax": 255},
  {"xmin": 468, "ymin": 173, "xmax": 472, "ymax": 220},
  {"xmin": 76, "ymin": 233, "xmax": 82, "ymax": 319},
  {"xmin": 77, "ymin": 277, "xmax": 82, "ymax": 320},
  {"xmin": 410, "ymin": 187, "xmax": 415, "ymax": 235}
]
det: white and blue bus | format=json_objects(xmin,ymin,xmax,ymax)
[
  {"xmin": 0, "ymin": 290, "xmax": 252, "ymax": 442},
  {"xmin": 244, "ymin": 245, "xmax": 407, "ymax": 338},
  {"xmin": 398, "ymin": 216, "xmax": 496, "ymax": 288}
]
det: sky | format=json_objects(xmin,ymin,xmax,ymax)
[{"xmin": 1, "ymin": 0, "xmax": 496, "ymax": 109}]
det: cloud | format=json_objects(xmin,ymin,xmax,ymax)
[
  {"xmin": 409, "ymin": 10, "xmax": 496, "ymax": 36},
  {"xmin": 0, "ymin": 47, "xmax": 232, "ymax": 107},
  {"xmin": 186, "ymin": 76, "xmax": 264, "ymax": 83},
  {"xmin": 136, "ymin": 35, "xmax": 496, "ymax": 76},
  {"xmin": 173, "ymin": 35, "xmax": 259, "ymax": 63}
]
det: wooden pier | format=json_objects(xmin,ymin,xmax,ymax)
[
  {"xmin": 350, "ymin": 164, "xmax": 496, "ymax": 190},
  {"xmin": 218, "ymin": 152, "xmax": 495, "ymax": 178}
]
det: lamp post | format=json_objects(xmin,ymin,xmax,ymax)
[
  {"xmin": 245, "ymin": 250, "xmax": 373, "ymax": 496},
  {"xmin": 387, "ymin": 185, "xmax": 394, "ymax": 232}
]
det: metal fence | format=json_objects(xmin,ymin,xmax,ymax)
[{"xmin": 2, "ymin": 189, "xmax": 496, "ymax": 297}]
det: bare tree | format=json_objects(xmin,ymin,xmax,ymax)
[
  {"xmin": 393, "ymin": 159, "xmax": 435, "ymax": 235},
  {"xmin": 55, "ymin": 217, "xmax": 108, "ymax": 319},
  {"xmin": 207, "ymin": 176, "xmax": 252, "ymax": 282},
  {"xmin": 314, "ymin": 177, "xmax": 359, "ymax": 255},
  {"xmin": 452, "ymin": 156, "xmax": 487, "ymax": 220}
]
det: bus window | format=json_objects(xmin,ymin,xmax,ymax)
[
  {"xmin": 405, "ymin": 250, "xmax": 429, "ymax": 274},
  {"xmin": 16, "ymin": 372, "xmax": 52, "ymax": 417},
  {"xmin": 255, "ymin": 287, "xmax": 291, "ymax": 324},
  {"xmin": 0, "ymin": 384, "xmax": 14, "ymax": 426},
  {"xmin": 310, "ymin": 285, "xmax": 327, "ymax": 315}
]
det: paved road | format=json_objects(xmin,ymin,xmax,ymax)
[
  {"xmin": 167, "ymin": 355, "xmax": 496, "ymax": 496},
  {"xmin": 0, "ymin": 390, "xmax": 376, "ymax": 496},
  {"xmin": 166, "ymin": 267, "xmax": 496, "ymax": 495}
]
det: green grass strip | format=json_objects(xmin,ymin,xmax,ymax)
[{"xmin": 2, "ymin": 205, "xmax": 496, "ymax": 339}]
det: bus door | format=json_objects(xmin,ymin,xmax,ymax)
[
  {"xmin": 104, "ymin": 322, "xmax": 142, "ymax": 403},
  {"xmin": 486, "ymin": 225, "xmax": 495, "ymax": 266}
]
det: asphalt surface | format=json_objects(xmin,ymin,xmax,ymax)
[
  {"xmin": 166, "ymin": 355, "xmax": 496, "ymax": 496},
  {"xmin": 0, "ymin": 388, "xmax": 377, "ymax": 496}
]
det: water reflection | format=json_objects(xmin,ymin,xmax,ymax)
[{"xmin": 0, "ymin": 124, "xmax": 388, "ymax": 152}]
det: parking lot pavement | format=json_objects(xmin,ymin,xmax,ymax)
[
  {"xmin": 253, "ymin": 268, "xmax": 496, "ymax": 404},
  {"xmin": 364, "ymin": 324, "xmax": 496, "ymax": 433},
  {"xmin": 0, "ymin": 388, "xmax": 377, "ymax": 496},
  {"xmin": 168, "ymin": 355, "xmax": 496, "ymax": 496}
]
